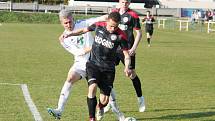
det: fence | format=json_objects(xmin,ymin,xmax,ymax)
[
  {"xmin": 0, "ymin": 2, "xmax": 111, "ymax": 15},
  {"xmin": 1, "ymin": 2, "xmax": 215, "ymax": 33},
  {"xmin": 0, "ymin": 1, "xmax": 12, "ymax": 11},
  {"xmin": 149, "ymin": 17, "xmax": 215, "ymax": 33}
]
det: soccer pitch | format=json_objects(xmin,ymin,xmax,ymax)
[{"xmin": 0, "ymin": 23, "xmax": 215, "ymax": 121}]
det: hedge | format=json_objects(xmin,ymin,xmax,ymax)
[{"xmin": 0, "ymin": 11, "xmax": 98, "ymax": 24}]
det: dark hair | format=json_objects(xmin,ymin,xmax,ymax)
[
  {"xmin": 108, "ymin": 12, "xmax": 121, "ymax": 23},
  {"xmin": 146, "ymin": 10, "xmax": 150, "ymax": 13}
]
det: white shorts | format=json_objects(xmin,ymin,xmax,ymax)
[{"xmin": 68, "ymin": 60, "xmax": 87, "ymax": 79}]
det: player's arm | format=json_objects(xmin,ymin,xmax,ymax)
[
  {"xmin": 66, "ymin": 22, "xmax": 96, "ymax": 37},
  {"xmin": 152, "ymin": 17, "xmax": 156, "ymax": 22},
  {"xmin": 129, "ymin": 29, "xmax": 142, "ymax": 56},
  {"xmin": 129, "ymin": 14, "xmax": 142, "ymax": 56},
  {"xmin": 142, "ymin": 18, "xmax": 146, "ymax": 24},
  {"xmin": 123, "ymin": 50, "xmax": 131, "ymax": 77},
  {"xmin": 80, "ymin": 47, "xmax": 92, "ymax": 56},
  {"xmin": 66, "ymin": 28, "xmax": 90, "ymax": 37},
  {"xmin": 88, "ymin": 15, "xmax": 108, "ymax": 25},
  {"xmin": 119, "ymin": 31, "xmax": 131, "ymax": 77}
]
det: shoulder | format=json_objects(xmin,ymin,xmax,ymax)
[
  {"xmin": 94, "ymin": 21, "xmax": 107, "ymax": 27},
  {"xmin": 112, "ymin": 8, "xmax": 119, "ymax": 12},
  {"xmin": 75, "ymin": 19, "xmax": 87, "ymax": 28},
  {"xmin": 75, "ymin": 19, "xmax": 86, "ymax": 24},
  {"xmin": 115, "ymin": 28, "xmax": 127, "ymax": 41},
  {"xmin": 150, "ymin": 16, "xmax": 155, "ymax": 19},
  {"xmin": 127, "ymin": 9, "xmax": 139, "ymax": 19}
]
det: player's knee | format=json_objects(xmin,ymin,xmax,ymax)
[
  {"xmin": 130, "ymin": 70, "xmax": 136, "ymax": 79},
  {"xmin": 100, "ymin": 96, "xmax": 109, "ymax": 106},
  {"xmin": 67, "ymin": 76, "xmax": 79, "ymax": 84},
  {"xmin": 88, "ymin": 83, "xmax": 97, "ymax": 98}
]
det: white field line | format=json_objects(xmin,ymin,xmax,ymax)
[
  {"xmin": 0, "ymin": 82, "xmax": 21, "ymax": 86},
  {"xmin": 0, "ymin": 83, "xmax": 43, "ymax": 121}
]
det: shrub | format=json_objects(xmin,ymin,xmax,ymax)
[{"xmin": 0, "ymin": 11, "xmax": 98, "ymax": 24}]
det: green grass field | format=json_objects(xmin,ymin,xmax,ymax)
[{"xmin": 0, "ymin": 23, "xmax": 215, "ymax": 121}]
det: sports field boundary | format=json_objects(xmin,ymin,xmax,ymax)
[{"xmin": 0, "ymin": 83, "xmax": 43, "ymax": 121}]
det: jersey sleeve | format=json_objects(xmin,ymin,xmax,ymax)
[
  {"xmin": 131, "ymin": 12, "xmax": 141, "ymax": 30},
  {"xmin": 142, "ymin": 17, "xmax": 146, "ymax": 22},
  {"xmin": 111, "ymin": 8, "xmax": 119, "ymax": 12},
  {"xmin": 85, "ymin": 32, "xmax": 94, "ymax": 48},
  {"xmin": 118, "ymin": 30, "xmax": 129, "ymax": 50},
  {"xmin": 85, "ymin": 18, "xmax": 100, "ymax": 26},
  {"xmin": 60, "ymin": 39, "xmax": 85, "ymax": 56},
  {"xmin": 87, "ymin": 23, "xmax": 96, "ymax": 31},
  {"xmin": 152, "ymin": 17, "xmax": 155, "ymax": 22}
]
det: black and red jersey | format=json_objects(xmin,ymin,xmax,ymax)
[
  {"xmin": 112, "ymin": 8, "xmax": 141, "ymax": 49},
  {"xmin": 142, "ymin": 16, "xmax": 155, "ymax": 31},
  {"xmin": 87, "ymin": 22, "xmax": 128, "ymax": 69}
]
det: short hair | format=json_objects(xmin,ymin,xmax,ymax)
[
  {"xmin": 120, "ymin": 0, "xmax": 131, "ymax": 2},
  {"xmin": 146, "ymin": 10, "xmax": 150, "ymax": 13},
  {"xmin": 108, "ymin": 12, "xmax": 121, "ymax": 23},
  {"xmin": 59, "ymin": 9, "xmax": 73, "ymax": 20}
]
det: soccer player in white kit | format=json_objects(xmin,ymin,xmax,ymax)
[{"xmin": 47, "ymin": 10, "xmax": 107, "ymax": 120}]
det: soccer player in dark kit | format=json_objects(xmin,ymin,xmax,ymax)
[
  {"xmin": 142, "ymin": 10, "xmax": 155, "ymax": 47},
  {"xmin": 104, "ymin": 0, "xmax": 145, "ymax": 119},
  {"xmin": 65, "ymin": 12, "xmax": 131, "ymax": 121}
]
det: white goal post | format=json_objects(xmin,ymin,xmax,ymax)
[{"xmin": 206, "ymin": 21, "xmax": 215, "ymax": 34}]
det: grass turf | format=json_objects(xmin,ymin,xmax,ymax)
[{"xmin": 0, "ymin": 23, "xmax": 215, "ymax": 121}]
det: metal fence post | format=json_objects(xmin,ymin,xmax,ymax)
[
  {"xmin": 85, "ymin": 4, "xmax": 89, "ymax": 16},
  {"xmin": 7, "ymin": 1, "xmax": 12, "ymax": 12},
  {"xmin": 60, "ymin": 3, "xmax": 65, "ymax": 11},
  {"xmin": 33, "ymin": 1, "xmax": 38, "ymax": 12}
]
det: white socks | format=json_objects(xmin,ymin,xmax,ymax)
[
  {"xmin": 57, "ymin": 81, "xmax": 72, "ymax": 112},
  {"xmin": 109, "ymin": 89, "xmax": 120, "ymax": 114}
]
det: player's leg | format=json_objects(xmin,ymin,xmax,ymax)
[
  {"xmin": 147, "ymin": 32, "xmax": 151, "ymax": 47},
  {"xmin": 96, "ymin": 93, "xmax": 109, "ymax": 121},
  {"xmin": 147, "ymin": 30, "xmax": 153, "ymax": 47},
  {"xmin": 87, "ymin": 82, "xmax": 97, "ymax": 121},
  {"xmin": 129, "ymin": 55, "xmax": 145, "ymax": 112},
  {"xmin": 47, "ymin": 68, "xmax": 81, "ymax": 119},
  {"xmin": 129, "ymin": 70, "xmax": 145, "ymax": 112},
  {"xmin": 96, "ymin": 70, "xmax": 116, "ymax": 121},
  {"xmin": 86, "ymin": 62, "xmax": 100, "ymax": 121},
  {"xmin": 109, "ymin": 89, "xmax": 125, "ymax": 121},
  {"xmin": 104, "ymin": 52, "xmax": 125, "ymax": 121},
  {"xmin": 47, "ymin": 62, "xmax": 85, "ymax": 119}
]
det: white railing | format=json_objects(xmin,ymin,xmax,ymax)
[{"xmin": 0, "ymin": 1, "xmax": 12, "ymax": 11}]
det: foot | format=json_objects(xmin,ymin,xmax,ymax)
[
  {"xmin": 117, "ymin": 112, "xmax": 125, "ymax": 121},
  {"xmin": 47, "ymin": 108, "xmax": 62, "ymax": 120},
  {"xmin": 96, "ymin": 108, "xmax": 104, "ymax": 121},
  {"xmin": 89, "ymin": 118, "xmax": 96, "ymax": 121},
  {"xmin": 104, "ymin": 103, "xmax": 111, "ymax": 113},
  {"xmin": 138, "ymin": 96, "xmax": 146, "ymax": 112}
]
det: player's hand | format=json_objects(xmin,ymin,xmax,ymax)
[
  {"xmin": 59, "ymin": 33, "xmax": 70, "ymax": 42},
  {"xmin": 59, "ymin": 33, "xmax": 65, "ymax": 42},
  {"xmin": 128, "ymin": 48, "xmax": 136, "ymax": 56},
  {"xmin": 124, "ymin": 68, "xmax": 132, "ymax": 77}
]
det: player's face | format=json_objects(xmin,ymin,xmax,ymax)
[
  {"xmin": 146, "ymin": 12, "xmax": 150, "ymax": 16},
  {"xmin": 106, "ymin": 19, "xmax": 119, "ymax": 33},
  {"xmin": 61, "ymin": 16, "xmax": 74, "ymax": 31},
  {"xmin": 119, "ymin": 0, "xmax": 130, "ymax": 10}
]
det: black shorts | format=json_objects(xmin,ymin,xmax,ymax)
[
  {"xmin": 115, "ymin": 50, "xmax": 135, "ymax": 69},
  {"xmin": 146, "ymin": 29, "xmax": 153, "ymax": 36},
  {"xmin": 86, "ymin": 62, "xmax": 115, "ymax": 96}
]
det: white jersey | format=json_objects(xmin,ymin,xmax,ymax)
[{"xmin": 61, "ymin": 18, "xmax": 99, "ymax": 62}]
